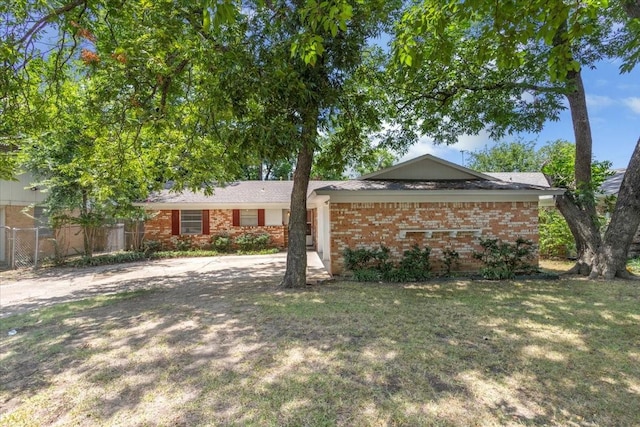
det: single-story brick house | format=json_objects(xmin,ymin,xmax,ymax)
[{"xmin": 139, "ymin": 154, "xmax": 562, "ymax": 275}]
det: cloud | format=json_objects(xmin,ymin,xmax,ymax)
[
  {"xmin": 623, "ymin": 97, "xmax": 640, "ymax": 115},
  {"xmin": 586, "ymin": 94, "xmax": 615, "ymax": 110}
]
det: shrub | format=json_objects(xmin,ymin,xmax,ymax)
[
  {"xmin": 67, "ymin": 251, "xmax": 148, "ymax": 267},
  {"xmin": 352, "ymin": 268, "xmax": 381, "ymax": 282},
  {"xmin": 175, "ymin": 236, "xmax": 195, "ymax": 251},
  {"xmin": 442, "ymin": 248, "xmax": 460, "ymax": 277},
  {"xmin": 539, "ymin": 208, "xmax": 575, "ymax": 258},
  {"xmin": 381, "ymin": 267, "xmax": 415, "ymax": 283},
  {"xmin": 235, "ymin": 232, "xmax": 271, "ymax": 252},
  {"xmin": 343, "ymin": 245, "xmax": 432, "ymax": 282},
  {"xmin": 211, "ymin": 233, "xmax": 233, "ymax": 253},
  {"xmin": 473, "ymin": 237, "xmax": 536, "ymax": 280},
  {"xmin": 343, "ymin": 246, "xmax": 392, "ymax": 272},
  {"xmin": 399, "ymin": 245, "xmax": 431, "ymax": 281},
  {"xmin": 143, "ymin": 240, "xmax": 162, "ymax": 255}
]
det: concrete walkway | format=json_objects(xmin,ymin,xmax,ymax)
[{"xmin": 0, "ymin": 251, "xmax": 331, "ymax": 317}]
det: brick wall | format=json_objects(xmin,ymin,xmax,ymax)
[
  {"xmin": 329, "ymin": 201, "xmax": 539, "ymax": 275},
  {"xmin": 144, "ymin": 209, "xmax": 287, "ymax": 249}
]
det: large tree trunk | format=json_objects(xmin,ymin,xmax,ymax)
[
  {"xmin": 558, "ymin": 69, "xmax": 602, "ymax": 275},
  {"xmin": 555, "ymin": 194, "xmax": 601, "ymax": 275},
  {"xmin": 591, "ymin": 137, "xmax": 640, "ymax": 279},
  {"xmin": 280, "ymin": 111, "xmax": 317, "ymax": 288}
]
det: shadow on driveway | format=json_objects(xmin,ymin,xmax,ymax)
[{"xmin": 0, "ymin": 252, "xmax": 331, "ymax": 318}]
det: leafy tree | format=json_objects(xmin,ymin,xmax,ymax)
[
  {"xmin": 391, "ymin": 0, "xmax": 640, "ymax": 278},
  {"xmin": 312, "ymin": 137, "xmax": 398, "ymax": 179},
  {"xmin": 3, "ymin": 1, "xmax": 402, "ymax": 287},
  {"xmin": 466, "ymin": 140, "xmax": 543, "ymax": 172},
  {"xmin": 354, "ymin": 147, "xmax": 397, "ymax": 177},
  {"xmin": 19, "ymin": 70, "xmax": 151, "ymax": 257}
]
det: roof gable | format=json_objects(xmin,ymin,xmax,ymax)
[{"xmin": 358, "ymin": 154, "xmax": 495, "ymax": 181}]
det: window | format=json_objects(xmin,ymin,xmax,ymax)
[
  {"xmin": 181, "ymin": 210, "xmax": 202, "ymax": 234},
  {"xmin": 240, "ymin": 209, "xmax": 259, "ymax": 226},
  {"xmin": 34, "ymin": 206, "xmax": 53, "ymax": 237}
]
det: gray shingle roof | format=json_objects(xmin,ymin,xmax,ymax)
[
  {"xmin": 600, "ymin": 169, "xmax": 625, "ymax": 195},
  {"xmin": 314, "ymin": 179, "xmax": 553, "ymax": 192},
  {"xmin": 484, "ymin": 172, "xmax": 550, "ymax": 188},
  {"xmin": 146, "ymin": 181, "xmax": 342, "ymax": 204}
]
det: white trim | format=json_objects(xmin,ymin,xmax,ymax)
[
  {"xmin": 399, "ymin": 228, "xmax": 482, "ymax": 238},
  {"xmin": 312, "ymin": 191, "xmax": 557, "ymax": 204}
]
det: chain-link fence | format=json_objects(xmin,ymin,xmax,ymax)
[{"xmin": 1, "ymin": 223, "xmax": 127, "ymax": 269}]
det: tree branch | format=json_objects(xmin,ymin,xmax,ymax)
[{"xmin": 16, "ymin": 0, "xmax": 87, "ymax": 47}]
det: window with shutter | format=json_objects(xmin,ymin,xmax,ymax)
[{"xmin": 181, "ymin": 210, "xmax": 202, "ymax": 234}]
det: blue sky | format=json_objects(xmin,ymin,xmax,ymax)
[{"xmin": 401, "ymin": 60, "xmax": 640, "ymax": 170}]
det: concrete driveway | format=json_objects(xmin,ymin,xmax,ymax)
[{"xmin": 0, "ymin": 251, "xmax": 331, "ymax": 318}]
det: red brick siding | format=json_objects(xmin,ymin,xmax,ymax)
[
  {"xmin": 144, "ymin": 209, "xmax": 286, "ymax": 249},
  {"xmin": 329, "ymin": 201, "xmax": 539, "ymax": 275}
]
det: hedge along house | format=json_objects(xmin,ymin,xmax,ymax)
[
  {"xmin": 308, "ymin": 155, "xmax": 563, "ymax": 275},
  {"xmin": 140, "ymin": 154, "xmax": 562, "ymax": 275}
]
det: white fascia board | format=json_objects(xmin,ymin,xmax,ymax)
[
  {"xmin": 134, "ymin": 202, "xmax": 290, "ymax": 210},
  {"xmin": 307, "ymin": 192, "xmax": 330, "ymax": 207},
  {"xmin": 538, "ymin": 195, "xmax": 557, "ymax": 207},
  {"xmin": 315, "ymin": 190, "xmax": 560, "ymax": 204}
]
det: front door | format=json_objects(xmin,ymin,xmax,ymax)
[{"xmin": 306, "ymin": 210, "xmax": 313, "ymax": 246}]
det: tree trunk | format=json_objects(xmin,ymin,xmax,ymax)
[
  {"xmin": 591, "ymin": 137, "xmax": 640, "ymax": 279},
  {"xmin": 81, "ymin": 189, "xmax": 93, "ymax": 258},
  {"xmin": 622, "ymin": 0, "xmax": 640, "ymax": 19},
  {"xmin": 280, "ymin": 111, "xmax": 317, "ymax": 288},
  {"xmin": 558, "ymin": 68, "xmax": 601, "ymax": 275},
  {"xmin": 555, "ymin": 194, "xmax": 600, "ymax": 275}
]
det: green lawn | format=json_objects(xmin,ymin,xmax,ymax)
[{"xmin": 1, "ymin": 277, "xmax": 639, "ymax": 426}]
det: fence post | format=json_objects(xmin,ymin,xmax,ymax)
[
  {"xmin": 34, "ymin": 227, "xmax": 39, "ymax": 269},
  {"xmin": 11, "ymin": 227, "xmax": 16, "ymax": 269}
]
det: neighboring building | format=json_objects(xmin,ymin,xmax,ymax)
[
  {"xmin": 600, "ymin": 169, "xmax": 640, "ymax": 258},
  {"xmin": 0, "ymin": 173, "xmax": 111, "ymax": 267},
  {"xmin": 0, "ymin": 173, "xmax": 48, "ymax": 266},
  {"xmin": 139, "ymin": 155, "xmax": 562, "ymax": 275}
]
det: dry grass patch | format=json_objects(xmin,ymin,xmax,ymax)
[{"xmin": 1, "ymin": 276, "xmax": 639, "ymax": 426}]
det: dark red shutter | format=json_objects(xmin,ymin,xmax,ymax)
[
  {"xmin": 232, "ymin": 209, "xmax": 240, "ymax": 226},
  {"xmin": 258, "ymin": 209, "xmax": 265, "ymax": 226},
  {"xmin": 171, "ymin": 210, "xmax": 180, "ymax": 235},
  {"xmin": 202, "ymin": 210, "xmax": 210, "ymax": 235}
]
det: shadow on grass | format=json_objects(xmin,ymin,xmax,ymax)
[{"xmin": 1, "ymin": 276, "xmax": 639, "ymax": 426}]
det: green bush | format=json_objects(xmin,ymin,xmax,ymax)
[
  {"xmin": 234, "ymin": 232, "xmax": 271, "ymax": 252},
  {"xmin": 381, "ymin": 267, "xmax": 415, "ymax": 283},
  {"xmin": 473, "ymin": 237, "xmax": 536, "ymax": 280},
  {"xmin": 343, "ymin": 245, "xmax": 432, "ymax": 282},
  {"xmin": 399, "ymin": 245, "xmax": 432, "ymax": 281},
  {"xmin": 67, "ymin": 251, "xmax": 148, "ymax": 267},
  {"xmin": 175, "ymin": 236, "xmax": 195, "ymax": 251},
  {"xmin": 343, "ymin": 246, "xmax": 392, "ymax": 272},
  {"xmin": 442, "ymin": 248, "xmax": 460, "ymax": 277},
  {"xmin": 352, "ymin": 268, "xmax": 381, "ymax": 282},
  {"xmin": 539, "ymin": 208, "xmax": 575, "ymax": 258},
  {"xmin": 211, "ymin": 233, "xmax": 233, "ymax": 253},
  {"xmin": 143, "ymin": 240, "xmax": 162, "ymax": 255}
]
